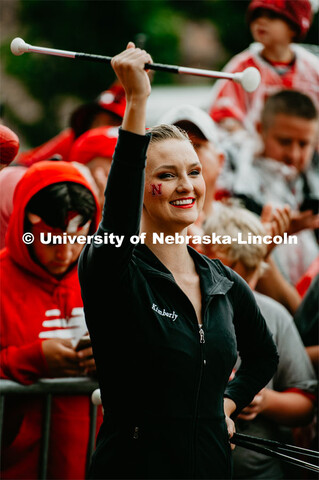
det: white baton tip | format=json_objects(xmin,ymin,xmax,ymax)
[
  {"xmin": 91, "ymin": 388, "xmax": 102, "ymax": 406},
  {"xmin": 10, "ymin": 37, "xmax": 28, "ymax": 56},
  {"xmin": 235, "ymin": 67, "xmax": 261, "ymax": 92}
]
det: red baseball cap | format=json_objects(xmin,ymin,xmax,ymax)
[
  {"xmin": 70, "ymin": 82, "xmax": 126, "ymax": 138},
  {"xmin": 96, "ymin": 83, "xmax": 126, "ymax": 119},
  {"xmin": 247, "ymin": 0, "xmax": 313, "ymax": 40},
  {"xmin": 0, "ymin": 125, "xmax": 20, "ymax": 166},
  {"xmin": 68, "ymin": 126, "xmax": 119, "ymax": 165}
]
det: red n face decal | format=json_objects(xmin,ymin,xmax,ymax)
[{"xmin": 151, "ymin": 184, "xmax": 162, "ymax": 196}]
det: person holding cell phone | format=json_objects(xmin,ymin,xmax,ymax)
[
  {"xmin": 0, "ymin": 160, "xmax": 101, "ymax": 479},
  {"xmin": 79, "ymin": 43, "xmax": 279, "ymax": 480}
]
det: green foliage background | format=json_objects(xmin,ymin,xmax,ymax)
[{"xmin": 1, "ymin": 0, "xmax": 318, "ymax": 146}]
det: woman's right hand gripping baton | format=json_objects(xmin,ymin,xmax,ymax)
[{"xmin": 111, "ymin": 42, "xmax": 152, "ymax": 135}]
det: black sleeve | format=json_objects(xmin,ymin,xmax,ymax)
[
  {"xmin": 223, "ymin": 268, "xmax": 279, "ymax": 416},
  {"xmin": 79, "ymin": 128, "xmax": 151, "ymax": 281}
]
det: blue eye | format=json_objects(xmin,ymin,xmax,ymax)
[
  {"xmin": 190, "ymin": 170, "xmax": 200, "ymax": 176},
  {"xmin": 159, "ymin": 173, "xmax": 174, "ymax": 179}
]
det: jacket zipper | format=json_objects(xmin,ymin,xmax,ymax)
[
  {"xmin": 191, "ymin": 295, "xmax": 215, "ymax": 477},
  {"xmin": 146, "ymin": 269, "xmax": 216, "ymax": 477},
  {"xmin": 199, "ymin": 328, "xmax": 205, "ymax": 344},
  {"xmin": 191, "ymin": 326, "xmax": 206, "ymax": 477}
]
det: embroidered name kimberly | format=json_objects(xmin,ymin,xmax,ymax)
[{"xmin": 152, "ymin": 304, "xmax": 178, "ymax": 321}]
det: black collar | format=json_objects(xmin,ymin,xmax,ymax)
[{"xmin": 134, "ymin": 243, "xmax": 233, "ymax": 297}]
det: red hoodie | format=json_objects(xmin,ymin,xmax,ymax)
[{"xmin": 0, "ymin": 161, "xmax": 102, "ymax": 479}]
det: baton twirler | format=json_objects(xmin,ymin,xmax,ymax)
[{"xmin": 10, "ymin": 37, "xmax": 261, "ymax": 93}]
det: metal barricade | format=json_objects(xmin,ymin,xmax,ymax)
[{"xmin": 0, "ymin": 377, "xmax": 99, "ymax": 479}]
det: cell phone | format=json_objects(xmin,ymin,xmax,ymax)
[
  {"xmin": 299, "ymin": 196, "xmax": 319, "ymax": 215},
  {"xmin": 75, "ymin": 334, "xmax": 91, "ymax": 352}
]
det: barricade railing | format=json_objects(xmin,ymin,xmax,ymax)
[{"xmin": 0, "ymin": 377, "xmax": 99, "ymax": 479}]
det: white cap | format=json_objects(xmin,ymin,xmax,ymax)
[{"xmin": 159, "ymin": 104, "xmax": 220, "ymax": 145}]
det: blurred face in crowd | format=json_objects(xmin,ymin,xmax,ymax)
[
  {"xmin": 143, "ymin": 139, "xmax": 205, "ymax": 232},
  {"xmin": 250, "ymin": 9, "xmax": 296, "ymax": 46},
  {"xmin": 190, "ymin": 135, "xmax": 224, "ymax": 190},
  {"xmin": 259, "ymin": 114, "xmax": 318, "ymax": 173},
  {"xmin": 29, "ymin": 219, "xmax": 91, "ymax": 277}
]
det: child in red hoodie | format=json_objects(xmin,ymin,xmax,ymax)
[{"xmin": 0, "ymin": 161, "xmax": 101, "ymax": 479}]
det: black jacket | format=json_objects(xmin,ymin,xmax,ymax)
[{"xmin": 79, "ymin": 129, "xmax": 279, "ymax": 479}]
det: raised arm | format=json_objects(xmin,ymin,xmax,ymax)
[
  {"xmin": 79, "ymin": 44, "xmax": 152, "ymax": 281},
  {"xmin": 112, "ymin": 42, "xmax": 151, "ymax": 135}
]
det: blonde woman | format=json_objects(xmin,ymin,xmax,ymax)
[{"xmin": 79, "ymin": 43, "xmax": 278, "ymax": 480}]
